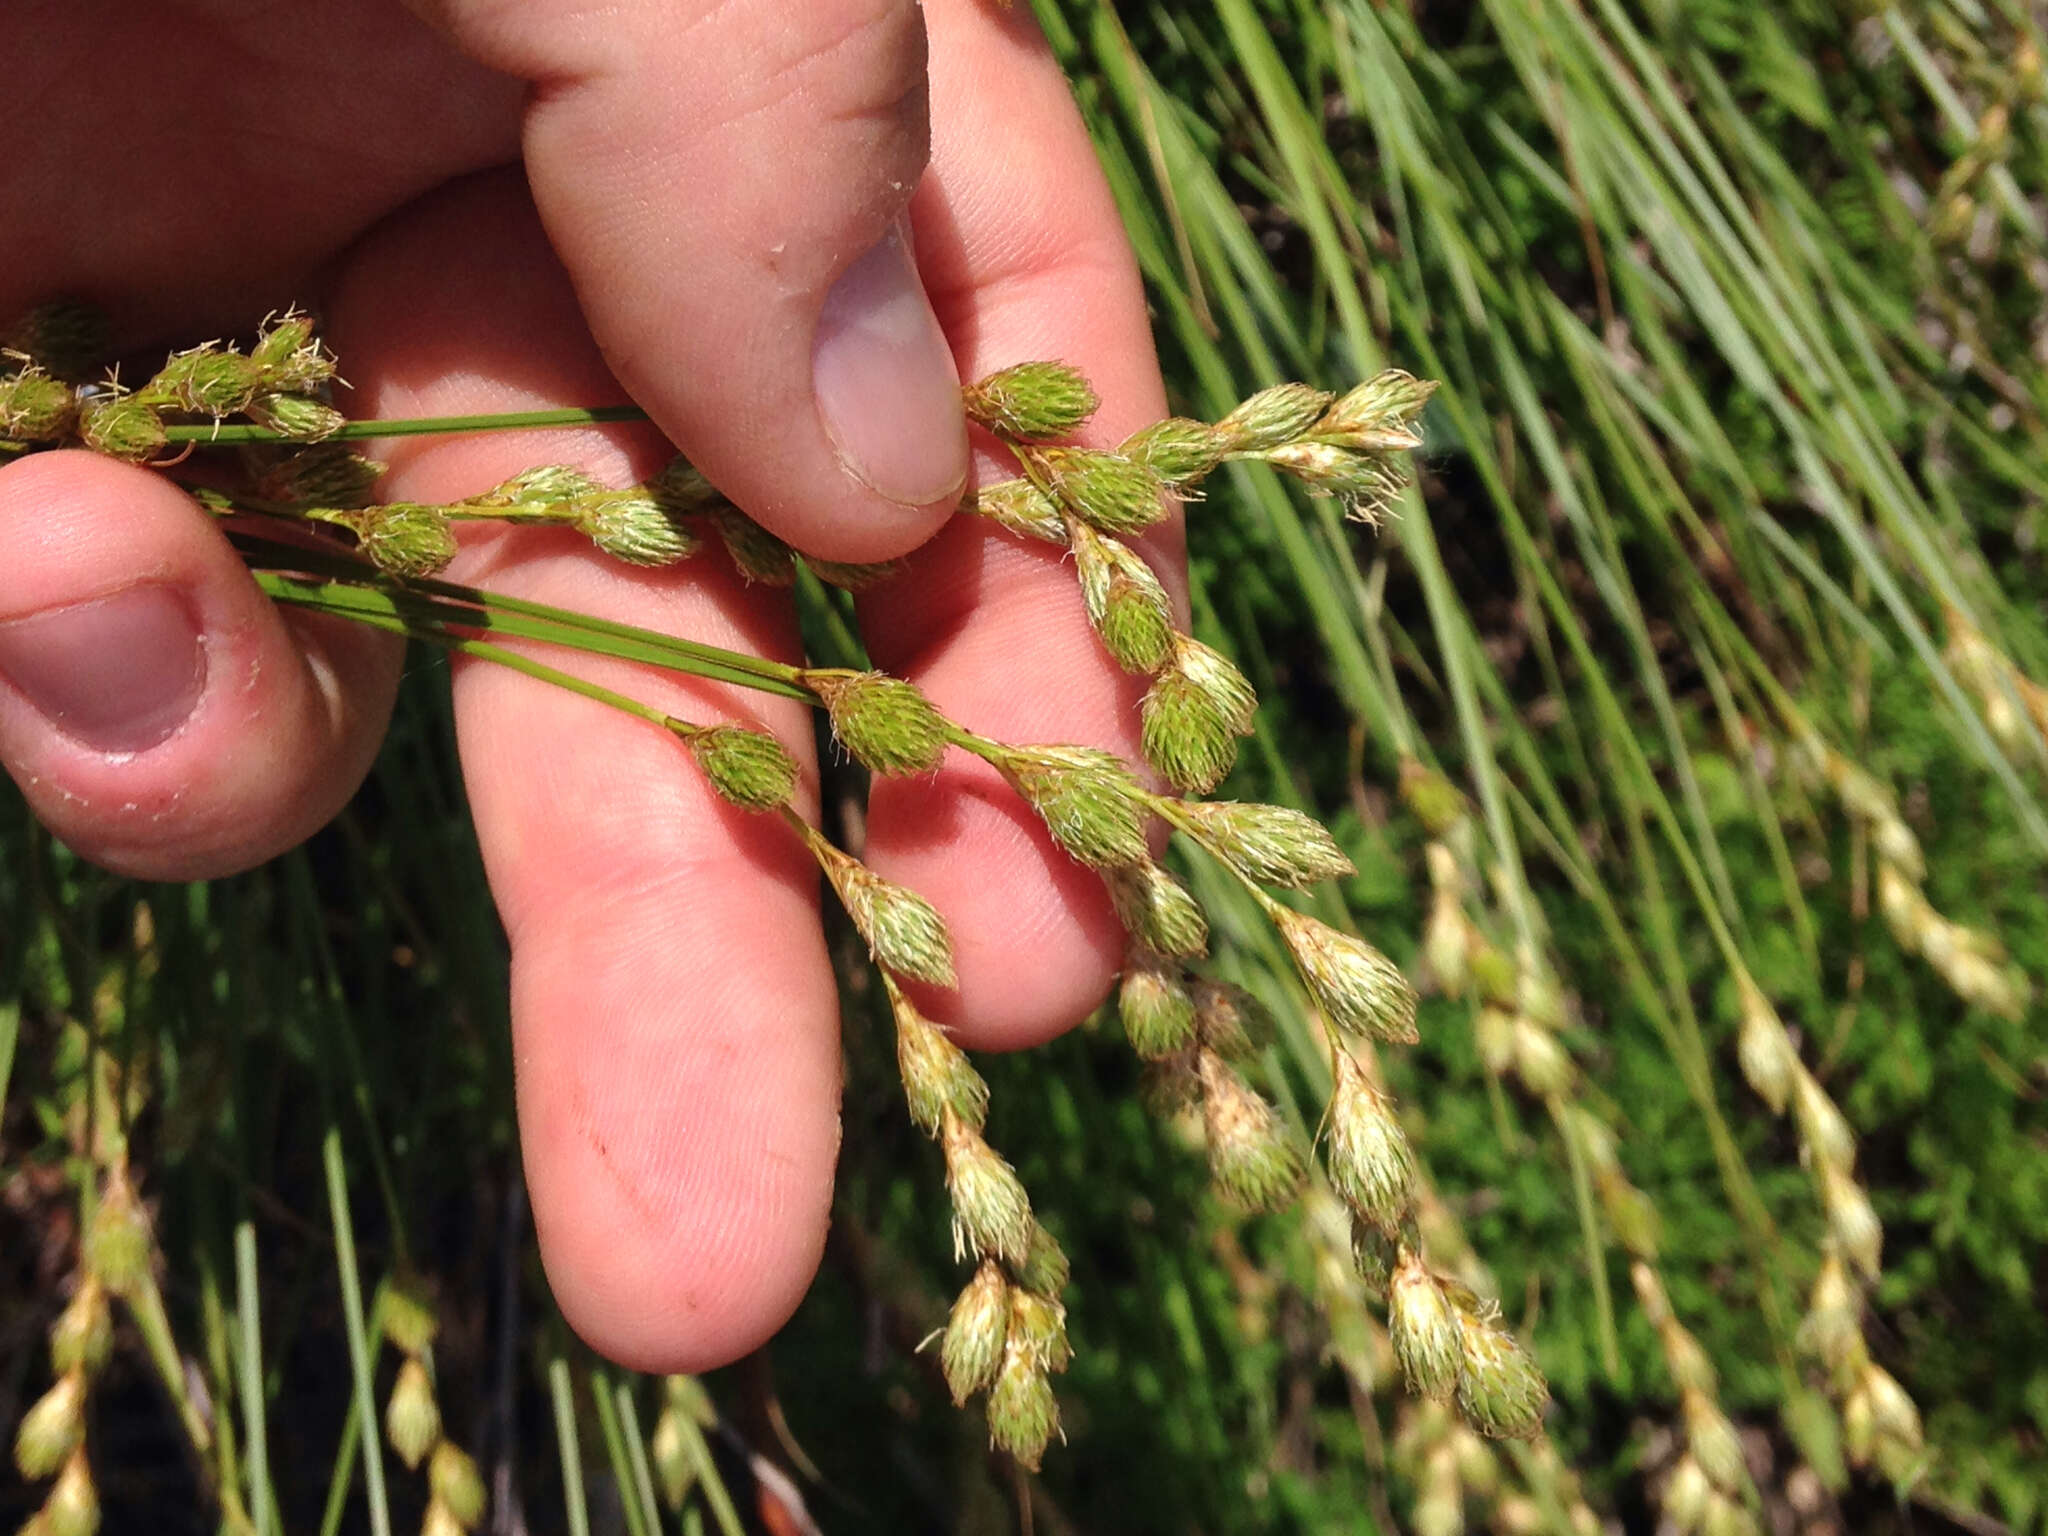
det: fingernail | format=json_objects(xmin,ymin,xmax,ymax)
[
  {"xmin": 814, "ymin": 219, "xmax": 969, "ymax": 510},
  {"xmin": 0, "ymin": 585, "xmax": 206, "ymax": 753}
]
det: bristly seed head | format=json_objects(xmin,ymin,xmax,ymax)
[
  {"xmin": 890, "ymin": 980, "xmax": 989, "ymax": 1136},
  {"xmin": 1453, "ymin": 1307, "xmax": 1550, "ymax": 1439},
  {"xmin": 1012, "ymin": 1220, "xmax": 1070, "ymax": 1298},
  {"xmin": 685, "ymin": 724, "xmax": 799, "ymax": 810},
  {"xmin": 1026, "ymin": 445, "xmax": 1167, "ymax": 535},
  {"xmin": 1171, "ymin": 800, "xmax": 1354, "ymax": 889},
  {"xmin": 963, "ymin": 361, "xmax": 1099, "ymax": 440},
  {"xmin": 1141, "ymin": 635, "xmax": 1258, "ymax": 794},
  {"xmin": 1217, "ymin": 383, "xmax": 1335, "ymax": 450},
  {"xmin": 1327, "ymin": 1049, "xmax": 1415, "ymax": 1233},
  {"xmin": 315, "ymin": 503, "xmax": 457, "ymax": 579},
  {"xmin": 1071, "ymin": 520, "xmax": 1174, "ymax": 674},
  {"xmin": 1196, "ymin": 1048, "xmax": 1307, "ymax": 1212},
  {"xmin": 1311, "ymin": 369, "xmax": 1436, "ymax": 451},
  {"xmin": 986, "ymin": 1340, "xmax": 1060, "ymax": 1471},
  {"xmin": 1007, "ymin": 1287, "xmax": 1072, "ymax": 1373},
  {"xmin": 997, "ymin": 744, "xmax": 1152, "ymax": 869},
  {"xmin": 808, "ymin": 670, "xmax": 949, "ymax": 777},
  {"xmin": 83, "ymin": 1166, "xmax": 151, "ymax": 1297},
  {"xmin": 385, "ymin": 1357, "xmax": 442, "ymax": 1472},
  {"xmin": 967, "ymin": 477, "xmax": 1068, "ymax": 544},
  {"xmin": 814, "ymin": 840, "xmax": 957, "ymax": 986},
  {"xmin": 942, "ymin": 1112, "xmax": 1034, "ymax": 1266},
  {"xmin": 1388, "ymin": 1250, "xmax": 1461, "ymax": 1402},
  {"xmin": 1120, "ymin": 416, "xmax": 1227, "ymax": 484},
  {"xmin": 13, "ymin": 1369, "xmax": 86, "ymax": 1479},
  {"xmin": 1270, "ymin": 906, "xmax": 1418, "ymax": 1043},
  {"xmin": 940, "ymin": 1262, "xmax": 1011, "ymax": 1406},
  {"xmin": 1119, "ymin": 948, "xmax": 1198, "ymax": 1059},
  {"xmin": 1105, "ymin": 861, "xmax": 1209, "ymax": 959},
  {"xmin": 1191, "ymin": 978, "xmax": 1270, "ymax": 1060}
]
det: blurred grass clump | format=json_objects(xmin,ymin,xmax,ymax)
[{"xmin": 7, "ymin": 0, "xmax": 2048, "ymax": 1532}]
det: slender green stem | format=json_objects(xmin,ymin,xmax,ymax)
[
  {"xmin": 324, "ymin": 1130, "xmax": 393, "ymax": 1536},
  {"xmin": 234, "ymin": 1222, "xmax": 278, "ymax": 1536},
  {"xmin": 164, "ymin": 404, "xmax": 649, "ymax": 444},
  {"xmin": 550, "ymin": 1359, "xmax": 592, "ymax": 1536}
]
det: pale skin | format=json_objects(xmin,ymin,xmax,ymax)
[{"xmin": 0, "ymin": 0, "xmax": 1183, "ymax": 1370}]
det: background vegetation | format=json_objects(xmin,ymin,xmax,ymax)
[{"xmin": 6, "ymin": 0, "xmax": 2048, "ymax": 1532}]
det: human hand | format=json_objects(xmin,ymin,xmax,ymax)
[{"xmin": 0, "ymin": 0, "xmax": 1174, "ymax": 1369}]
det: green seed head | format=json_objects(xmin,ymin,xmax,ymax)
[
  {"xmin": 385, "ymin": 1357, "xmax": 442, "ymax": 1471},
  {"xmin": 1119, "ymin": 949, "xmax": 1197, "ymax": 1059},
  {"xmin": 942, "ymin": 1113, "xmax": 1035, "ymax": 1266},
  {"xmin": 999, "ymin": 745, "xmax": 1151, "ymax": 869},
  {"xmin": 422, "ymin": 1496, "xmax": 466, "ymax": 1536},
  {"xmin": 1790, "ymin": 1067, "xmax": 1855, "ymax": 1175},
  {"xmin": 1327, "ymin": 1050, "xmax": 1415, "ymax": 1233},
  {"xmin": 817, "ymin": 843, "xmax": 957, "ymax": 987},
  {"xmin": 14, "ymin": 1370, "xmax": 86, "ymax": 1479},
  {"xmin": 686, "ymin": 725, "xmax": 799, "ymax": 811},
  {"xmin": 941, "ymin": 1262, "xmax": 1011, "ymax": 1405},
  {"xmin": 1141, "ymin": 669, "xmax": 1239, "ymax": 795},
  {"xmin": 251, "ymin": 313, "xmax": 335, "ymax": 393},
  {"xmin": 1510, "ymin": 1018, "xmax": 1574, "ymax": 1099},
  {"xmin": 1121, "ymin": 416, "xmax": 1226, "ymax": 484},
  {"xmin": 1197, "ymin": 1049, "xmax": 1306, "ymax": 1212},
  {"xmin": 1271, "ymin": 907, "xmax": 1418, "ymax": 1043},
  {"xmin": 1453, "ymin": 1308, "xmax": 1549, "ymax": 1440},
  {"xmin": 1174, "ymin": 800, "xmax": 1354, "ymax": 889},
  {"xmin": 1399, "ymin": 759, "xmax": 1468, "ymax": 837},
  {"xmin": 810, "ymin": 671, "xmax": 949, "ymax": 777},
  {"xmin": 151, "ymin": 346, "xmax": 264, "ymax": 417},
  {"xmin": 1105, "ymin": 861, "xmax": 1209, "ymax": 959},
  {"xmin": 1263, "ymin": 440, "xmax": 1411, "ymax": 522},
  {"xmin": 966, "ymin": 476, "xmax": 1067, "ymax": 543},
  {"xmin": 83, "ymin": 1168, "xmax": 150, "ymax": 1297},
  {"xmin": 650, "ymin": 1406, "xmax": 693, "ymax": 1510},
  {"xmin": 331, "ymin": 504, "xmax": 458, "ymax": 579},
  {"xmin": 576, "ymin": 489, "xmax": 699, "ymax": 566},
  {"xmin": 1217, "ymin": 383, "xmax": 1333, "ymax": 450},
  {"xmin": 1, "ymin": 365, "xmax": 76, "ymax": 441},
  {"xmin": 1028, "ymin": 446, "xmax": 1166, "ymax": 534},
  {"xmin": 892, "ymin": 983, "xmax": 988, "ymax": 1136},
  {"xmin": 1797, "ymin": 1254, "xmax": 1861, "ymax": 1371},
  {"xmin": 49, "ymin": 1279, "xmax": 111, "ymax": 1378},
  {"xmin": 43, "ymin": 1448, "xmax": 98, "ymax": 1536},
  {"xmin": 78, "ymin": 395, "xmax": 166, "ymax": 462},
  {"xmin": 1663, "ymin": 1457, "xmax": 1711, "ymax": 1530},
  {"xmin": 1388, "ymin": 1253, "xmax": 1461, "ymax": 1402},
  {"xmin": 986, "ymin": 1342, "xmax": 1059, "ymax": 1471},
  {"xmin": 1013, "ymin": 1221, "xmax": 1070, "ymax": 1298},
  {"xmin": 1312, "ymin": 368, "xmax": 1436, "ymax": 451},
  {"xmin": 249, "ymin": 391, "xmax": 346, "ymax": 441},
  {"xmin": 1071, "ymin": 522, "xmax": 1174, "ymax": 674},
  {"xmin": 1682, "ymin": 1392, "xmax": 1748, "ymax": 1495},
  {"xmin": 379, "ymin": 1280, "xmax": 439, "ymax": 1355},
  {"xmin": 1735, "ymin": 978, "xmax": 1792, "ymax": 1114},
  {"xmin": 1007, "ymin": 1287, "xmax": 1071, "ymax": 1373},
  {"xmin": 429, "ymin": 1440, "xmax": 487, "ymax": 1529},
  {"xmin": 1821, "ymin": 1166, "xmax": 1882, "ymax": 1281},
  {"xmin": 963, "ymin": 361, "xmax": 1099, "ymax": 440}
]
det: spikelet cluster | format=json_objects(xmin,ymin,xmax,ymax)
[
  {"xmin": 378, "ymin": 1281, "xmax": 488, "ymax": 1536},
  {"xmin": 1794, "ymin": 731, "xmax": 2029, "ymax": 1017}
]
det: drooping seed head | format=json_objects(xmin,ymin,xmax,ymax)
[
  {"xmin": 44, "ymin": 1447, "xmax": 99, "ymax": 1536},
  {"xmin": 1510, "ymin": 1018, "xmax": 1574, "ymax": 1099},
  {"xmin": 1271, "ymin": 906, "xmax": 1418, "ymax": 1043},
  {"xmin": 49, "ymin": 1279, "xmax": 111, "ymax": 1378},
  {"xmin": 985, "ymin": 1341, "xmax": 1059, "ymax": 1470},
  {"xmin": 1027, "ymin": 446, "xmax": 1167, "ymax": 534},
  {"xmin": 1859, "ymin": 1362, "xmax": 1921, "ymax": 1449},
  {"xmin": 1663, "ymin": 1456, "xmax": 1711, "ymax": 1530},
  {"xmin": 963, "ymin": 361, "xmax": 1099, "ymax": 440},
  {"xmin": 576, "ymin": 488, "xmax": 699, "ymax": 566},
  {"xmin": 1172, "ymin": 800, "xmax": 1354, "ymax": 889},
  {"xmin": 999, "ymin": 745, "xmax": 1152, "ymax": 869},
  {"xmin": 429, "ymin": 1440, "xmax": 487, "ymax": 1529},
  {"xmin": 1007, "ymin": 1287, "xmax": 1071, "ymax": 1372},
  {"xmin": 942, "ymin": 1113, "xmax": 1034, "ymax": 1266},
  {"xmin": 1119, "ymin": 949, "xmax": 1197, "ymax": 1059},
  {"xmin": 940, "ymin": 1262, "xmax": 1011, "ymax": 1405},
  {"xmin": 422, "ymin": 1497, "xmax": 466, "ymax": 1536},
  {"xmin": 1662, "ymin": 1321, "xmax": 1718, "ymax": 1400},
  {"xmin": 1191, "ymin": 978, "xmax": 1271, "ymax": 1060},
  {"xmin": 1013, "ymin": 1221, "xmax": 1070, "ymax": 1298},
  {"xmin": 1682, "ymin": 1391, "xmax": 1748, "ymax": 1495},
  {"xmin": 1599, "ymin": 1173, "xmax": 1661, "ymax": 1260},
  {"xmin": 1820, "ymin": 1165, "xmax": 1882, "ymax": 1280},
  {"xmin": 892, "ymin": 983, "xmax": 988, "ymax": 1136},
  {"xmin": 1735, "ymin": 977, "xmax": 1793, "ymax": 1114},
  {"xmin": 1327, "ymin": 1050, "xmax": 1415, "ymax": 1233},
  {"xmin": 1399, "ymin": 759, "xmax": 1468, "ymax": 836},
  {"xmin": 379, "ymin": 1280, "xmax": 439, "ymax": 1355},
  {"xmin": 1473, "ymin": 1002, "xmax": 1516, "ymax": 1075},
  {"xmin": 84, "ymin": 1167, "xmax": 150, "ymax": 1297},
  {"xmin": 1262, "ymin": 441, "xmax": 1411, "ymax": 523},
  {"xmin": 1797, "ymin": 1253, "xmax": 1862, "ymax": 1371},
  {"xmin": 686, "ymin": 725, "xmax": 799, "ymax": 811},
  {"xmin": 1388, "ymin": 1252, "xmax": 1460, "ymax": 1402},
  {"xmin": 1453, "ymin": 1308, "xmax": 1549, "ymax": 1440},
  {"xmin": 967, "ymin": 476, "xmax": 1067, "ymax": 543},
  {"xmin": 1072, "ymin": 522, "xmax": 1174, "ymax": 673},
  {"xmin": 1196, "ymin": 1049, "xmax": 1306, "ymax": 1212},
  {"xmin": 1789, "ymin": 1067, "xmax": 1855, "ymax": 1175},
  {"xmin": 385, "ymin": 1357, "xmax": 442, "ymax": 1471},
  {"xmin": 14, "ymin": 1370, "xmax": 86, "ymax": 1479},
  {"xmin": 809, "ymin": 670, "xmax": 949, "ymax": 777},
  {"xmin": 1423, "ymin": 884, "xmax": 1472, "ymax": 998},
  {"xmin": 707, "ymin": 508, "xmax": 797, "ymax": 585},
  {"xmin": 816, "ymin": 843, "xmax": 957, "ymax": 986},
  {"xmin": 1105, "ymin": 861, "xmax": 1209, "ymax": 959}
]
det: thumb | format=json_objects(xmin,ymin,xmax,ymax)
[{"xmin": 429, "ymin": 0, "xmax": 969, "ymax": 563}]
